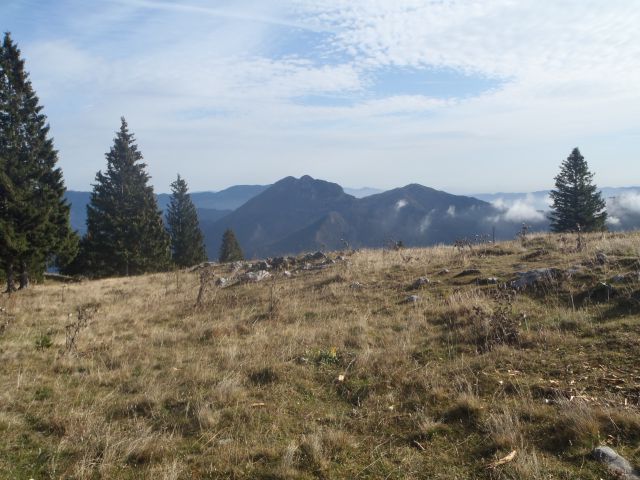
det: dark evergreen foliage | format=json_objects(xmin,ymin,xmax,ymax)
[
  {"xmin": 219, "ymin": 229, "xmax": 244, "ymax": 263},
  {"xmin": 0, "ymin": 33, "xmax": 77, "ymax": 292},
  {"xmin": 549, "ymin": 148, "xmax": 607, "ymax": 232},
  {"xmin": 77, "ymin": 117, "xmax": 170, "ymax": 277},
  {"xmin": 166, "ymin": 174, "xmax": 207, "ymax": 267}
]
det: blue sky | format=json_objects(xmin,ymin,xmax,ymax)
[{"xmin": 2, "ymin": 0, "xmax": 639, "ymax": 194}]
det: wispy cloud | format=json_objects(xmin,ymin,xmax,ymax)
[
  {"xmin": 4, "ymin": 0, "xmax": 639, "ymax": 192},
  {"xmin": 114, "ymin": 0, "xmax": 315, "ymax": 31}
]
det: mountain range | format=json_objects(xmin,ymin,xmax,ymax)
[
  {"xmin": 64, "ymin": 177, "xmax": 538, "ymax": 258},
  {"xmin": 64, "ymin": 179, "xmax": 639, "ymax": 259}
]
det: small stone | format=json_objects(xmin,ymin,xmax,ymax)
[
  {"xmin": 595, "ymin": 252, "xmax": 609, "ymax": 265},
  {"xmin": 239, "ymin": 270, "xmax": 271, "ymax": 283},
  {"xmin": 592, "ymin": 446, "xmax": 640, "ymax": 479},
  {"xmin": 250, "ymin": 260, "xmax": 271, "ymax": 271},
  {"xmin": 283, "ymin": 271, "xmax": 292, "ymax": 278},
  {"xmin": 586, "ymin": 282, "xmax": 618, "ymax": 303},
  {"xmin": 402, "ymin": 295, "xmax": 420, "ymax": 304},
  {"xmin": 270, "ymin": 257, "xmax": 289, "ymax": 269},
  {"xmin": 231, "ymin": 261, "xmax": 245, "ymax": 272},
  {"xmin": 611, "ymin": 274, "xmax": 627, "ymax": 283},
  {"xmin": 302, "ymin": 251, "xmax": 327, "ymax": 262},
  {"xmin": 215, "ymin": 277, "xmax": 227, "ymax": 287},
  {"xmin": 611, "ymin": 272, "xmax": 639, "ymax": 284},
  {"xmin": 566, "ymin": 266, "xmax": 583, "ymax": 276},
  {"xmin": 410, "ymin": 277, "xmax": 430, "ymax": 289},
  {"xmin": 438, "ymin": 269, "xmax": 450, "ymax": 275},
  {"xmin": 477, "ymin": 277, "xmax": 499, "ymax": 285}
]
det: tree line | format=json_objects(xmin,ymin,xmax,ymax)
[
  {"xmin": 1, "ymin": 33, "xmax": 608, "ymax": 291},
  {"xmin": 0, "ymin": 34, "xmax": 243, "ymax": 292}
]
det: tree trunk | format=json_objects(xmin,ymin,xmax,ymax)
[
  {"xmin": 18, "ymin": 261, "xmax": 29, "ymax": 290},
  {"xmin": 5, "ymin": 264, "xmax": 16, "ymax": 293}
]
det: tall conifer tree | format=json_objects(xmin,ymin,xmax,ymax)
[
  {"xmin": 219, "ymin": 229, "xmax": 244, "ymax": 263},
  {"xmin": 549, "ymin": 148, "xmax": 607, "ymax": 232},
  {"xmin": 0, "ymin": 33, "xmax": 77, "ymax": 292},
  {"xmin": 166, "ymin": 174, "xmax": 207, "ymax": 267},
  {"xmin": 81, "ymin": 117, "xmax": 170, "ymax": 277}
]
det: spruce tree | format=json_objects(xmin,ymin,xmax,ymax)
[
  {"xmin": 549, "ymin": 148, "xmax": 607, "ymax": 232},
  {"xmin": 219, "ymin": 229, "xmax": 244, "ymax": 263},
  {"xmin": 0, "ymin": 33, "xmax": 77, "ymax": 291},
  {"xmin": 81, "ymin": 117, "xmax": 170, "ymax": 277},
  {"xmin": 166, "ymin": 174, "xmax": 207, "ymax": 267}
]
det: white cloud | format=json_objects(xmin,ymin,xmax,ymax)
[
  {"xmin": 490, "ymin": 197, "xmax": 545, "ymax": 223},
  {"xmin": 607, "ymin": 216, "xmax": 621, "ymax": 226},
  {"xmin": 611, "ymin": 192, "xmax": 640, "ymax": 215},
  {"xmin": 299, "ymin": 1, "xmax": 640, "ymax": 83},
  {"xmin": 606, "ymin": 191, "xmax": 640, "ymax": 229},
  {"xmin": 446, "ymin": 205, "xmax": 456, "ymax": 217},
  {"xmin": 10, "ymin": 0, "xmax": 640, "ymax": 192},
  {"xmin": 395, "ymin": 199, "xmax": 408, "ymax": 210}
]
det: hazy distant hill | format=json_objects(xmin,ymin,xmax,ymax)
[
  {"xmin": 348, "ymin": 184, "xmax": 496, "ymax": 246},
  {"xmin": 204, "ymin": 176, "xmax": 356, "ymax": 258},
  {"xmin": 343, "ymin": 187, "xmax": 383, "ymax": 198},
  {"xmin": 203, "ymin": 176, "xmax": 539, "ymax": 258},
  {"xmin": 66, "ymin": 180, "xmax": 639, "ymax": 259},
  {"xmin": 64, "ymin": 191, "xmax": 92, "ymax": 235},
  {"xmin": 156, "ymin": 184, "xmax": 270, "ymax": 212},
  {"xmin": 64, "ymin": 184, "xmax": 267, "ymax": 234}
]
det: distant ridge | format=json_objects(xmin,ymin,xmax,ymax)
[
  {"xmin": 65, "ymin": 181, "xmax": 640, "ymax": 258},
  {"xmin": 64, "ymin": 185, "xmax": 267, "ymax": 234},
  {"xmin": 202, "ymin": 175, "xmax": 533, "ymax": 258}
]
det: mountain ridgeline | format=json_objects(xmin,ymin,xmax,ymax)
[
  {"xmin": 201, "ymin": 176, "xmax": 540, "ymax": 258},
  {"xmin": 64, "ymin": 185, "xmax": 268, "ymax": 235},
  {"xmin": 65, "ymin": 176, "xmax": 551, "ymax": 259}
]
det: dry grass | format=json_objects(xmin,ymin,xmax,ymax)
[{"xmin": 1, "ymin": 231, "xmax": 639, "ymax": 478}]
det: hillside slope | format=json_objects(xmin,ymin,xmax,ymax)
[
  {"xmin": 204, "ymin": 175, "xmax": 357, "ymax": 258},
  {"xmin": 204, "ymin": 176, "xmax": 527, "ymax": 258},
  {"xmin": 2, "ymin": 232, "xmax": 639, "ymax": 478}
]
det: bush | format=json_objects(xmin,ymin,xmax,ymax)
[{"xmin": 35, "ymin": 333, "xmax": 53, "ymax": 350}]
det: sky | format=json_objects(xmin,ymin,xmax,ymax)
[{"xmin": 2, "ymin": 0, "xmax": 639, "ymax": 194}]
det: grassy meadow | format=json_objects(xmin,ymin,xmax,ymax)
[{"xmin": 1, "ymin": 232, "xmax": 640, "ymax": 479}]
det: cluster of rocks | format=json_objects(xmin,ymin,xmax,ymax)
[
  {"xmin": 510, "ymin": 268, "xmax": 565, "ymax": 290},
  {"xmin": 509, "ymin": 261, "xmax": 638, "ymax": 301},
  {"xmin": 242, "ymin": 251, "xmax": 338, "ymax": 274},
  {"xmin": 237, "ymin": 270, "xmax": 272, "ymax": 284},
  {"xmin": 214, "ymin": 251, "xmax": 346, "ymax": 287}
]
